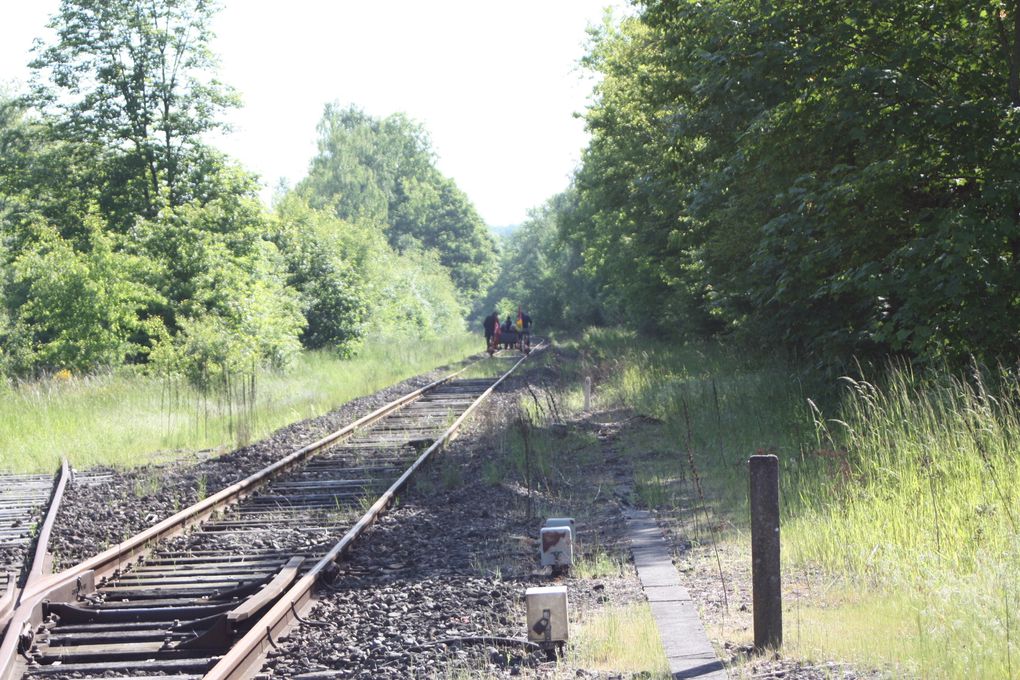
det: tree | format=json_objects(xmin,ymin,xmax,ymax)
[
  {"xmin": 390, "ymin": 171, "xmax": 497, "ymax": 297},
  {"xmin": 568, "ymin": 1, "xmax": 1020, "ymax": 366},
  {"xmin": 6, "ymin": 215, "xmax": 160, "ymax": 372},
  {"xmin": 298, "ymin": 104, "xmax": 497, "ymax": 302},
  {"xmin": 478, "ymin": 192, "xmax": 602, "ymax": 330},
  {"xmin": 271, "ymin": 196, "xmax": 370, "ymax": 356},
  {"xmin": 29, "ymin": 0, "xmax": 238, "ymax": 223}
]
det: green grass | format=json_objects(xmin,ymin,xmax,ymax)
[
  {"xmin": 0, "ymin": 333, "xmax": 479, "ymax": 472},
  {"xmin": 567, "ymin": 601, "xmax": 671, "ymax": 676},
  {"xmin": 573, "ymin": 541, "xmax": 624, "ymax": 579},
  {"xmin": 562, "ymin": 327, "xmax": 1020, "ymax": 679}
]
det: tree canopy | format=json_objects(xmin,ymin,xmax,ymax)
[
  {"xmin": 526, "ymin": 0, "xmax": 1020, "ymax": 368},
  {"xmin": 0, "ymin": 1, "xmax": 481, "ymax": 385},
  {"xmin": 298, "ymin": 104, "xmax": 498, "ymax": 302}
]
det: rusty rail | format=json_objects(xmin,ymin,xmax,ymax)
[
  {"xmin": 0, "ymin": 363, "xmax": 474, "ymax": 680},
  {"xmin": 203, "ymin": 344, "xmax": 541, "ymax": 679},
  {"xmin": 21, "ymin": 459, "xmax": 69, "ymax": 598},
  {"xmin": 0, "ymin": 460, "xmax": 70, "ymax": 630}
]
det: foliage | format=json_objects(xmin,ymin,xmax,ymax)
[
  {"xmin": 2, "ymin": 214, "xmax": 160, "ymax": 373},
  {"xmin": 567, "ymin": 328, "xmax": 1019, "ymax": 677},
  {"xmin": 567, "ymin": 2, "xmax": 1020, "ymax": 367},
  {"xmin": 298, "ymin": 104, "xmax": 497, "ymax": 301},
  {"xmin": 29, "ymin": 0, "xmax": 238, "ymax": 222},
  {"xmin": 271, "ymin": 193, "xmax": 466, "ymax": 350},
  {"xmin": 271, "ymin": 195, "xmax": 371, "ymax": 356},
  {"xmin": 365, "ymin": 248, "xmax": 465, "ymax": 338},
  {"xmin": 138, "ymin": 192, "xmax": 306, "ymax": 388},
  {"xmin": 0, "ymin": 0, "xmax": 485, "ymax": 440},
  {"xmin": 477, "ymin": 191, "xmax": 602, "ymax": 331}
]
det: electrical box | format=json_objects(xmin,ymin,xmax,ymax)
[
  {"xmin": 544, "ymin": 517, "xmax": 575, "ymax": 533},
  {"xmin": 526, "ymin": 585, "xmax": 569, "ymax": 642},
  {"xmin": 540, "ymin": 526, "xmax": 573, "ymax": 567}
]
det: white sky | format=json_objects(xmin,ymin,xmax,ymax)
[{"xmin": 0, "ymin": 1, "xmax": 622, "ymax": 226}]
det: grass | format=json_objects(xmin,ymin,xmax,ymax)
[
  {"xmin": 572, "ymin": 541, "xmax": 624, "ymax": 579},
  {"xmin": 558, "ymin": 327, "xmax": 1020, "ymax": 679},
  {"xmin": 427, "ymin": 600, "xmax": 670, "ymax": 680},
  {"xmin": 0, "ymin": 333, "xmax": 480, "ymax": 472},
  {"xmin": 567, "ymin": 602, "xmax": 671, "ymax": 676}
]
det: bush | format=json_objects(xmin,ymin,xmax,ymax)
[{"xmin": 5, "ymin": 215, "xmax": 159, "ymax": 373}]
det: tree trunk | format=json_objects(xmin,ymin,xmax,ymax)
[{"xmin": 1011, "ymin": 0, "xmax": 1020, "ymax": 105}]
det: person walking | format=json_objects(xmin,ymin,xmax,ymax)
[
  {"xmin": 519, "ymin": 309, "xmax": 532, "ymax": 349},
  {"xmin": 483, "ymin": 310, "xmax": 499, "ymax": 350}
]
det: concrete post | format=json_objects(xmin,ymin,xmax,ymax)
[
  {"xmin": 583, "ymin": 377, "xmax": 592, "ymax": 411},
  {"xmin": 749, "ymin": 454, "xmax": 781, "ymax": 650}
]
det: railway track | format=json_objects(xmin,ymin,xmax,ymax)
[
  {"xmin": 0, "ymin": 347, "xmax": 538, "ymax": 679},
  {"xmin": 0, "ymin": 464, "xmax": 70, "ymax": 629}
]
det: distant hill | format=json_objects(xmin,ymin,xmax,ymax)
[{"xmin": 489, "ymin": 224, "xmax": 519, "ymax": 239}]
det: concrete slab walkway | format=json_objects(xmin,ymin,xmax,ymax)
[{"xmin": 624, "ymin": 509, "xmax": 728, "ymax": 680}]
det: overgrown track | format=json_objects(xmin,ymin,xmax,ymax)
[
  {"xmin": 0, "ymin": 347, "xmax": 538, "ymax": 679},
  {"xmin": 0, "ymin": 463, "xmax": 70, "ymax": 630}
]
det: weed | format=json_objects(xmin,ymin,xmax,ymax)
[
  {"xmin": 440, "ymin": 459, "xmax": 463, "ymax": 490},
  {"xmin": 481, "ymin": 460, "xmax": 504, "ymax": 485},
  {"xmin": 567, "ymin": 601, "xmax": 670, "ymax": 676},
  {"xmin": 563, "ymin": 328, "xmax": 1020, "ymax": 678},
  {"xmin": 573, "ymin": 542, "xmax": 623, "ymax": 579},
  {"xmin": 133, "ymin": 471, "xmax": 161, "ymax": 498},
  {"xmin": 0, "ymin": 334, "xmax": 479, "ymax": 472}
]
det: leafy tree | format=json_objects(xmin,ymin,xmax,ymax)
[
  {"xmin": 272, "ymin": 196, "xmax": 370, "ymax": 356},
  {"xmin": 301, "ymin": 105, "xmax": 432, "ymax": 224},
  {"xmin": 478, "ymin": 192, "xmax": 601, "ymax": 331},
  {"xmin": 134, "ymin": 165, "xmax": 305, "ymax": 372},
  {"xmin": 390, "ymin": 171, "xmax": 497, "ymax": 297},
  {"xmin": 29, "ymin": 0, "xmax": 238, "ymax": 225},
  {"xmin": 299, "ymin": 104, "xmax": 497, "ymax": 301},
  {"xmin": 568, "ymin": 1, "xmax": 1020, "ymax": 367},
  {"xmin": 6, "ymin": 215, "xmax": 160, "ymax": 373},
  {"xmin": 565, "ymin": 14, "xmax": 722, "ymax": 337},
  {"xmin": 365, "ymin": 248, "xmax": 465, "ymax": 338}
]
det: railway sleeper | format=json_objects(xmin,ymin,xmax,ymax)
[
  {"xmin": 23, "ymin": 656, "xmax": 215, "ymax": 676},
  {"xmin": 102, "ymin": 572, "xmax": 273, "ymax": 588}
]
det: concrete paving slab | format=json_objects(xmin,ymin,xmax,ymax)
[
  {"xmin": 643, "ymin": 584, "xmax": 693, "ymax": 603},
  {"xmin": 624, "ymin": 509, "xmax": 728, "ymax": 680}
]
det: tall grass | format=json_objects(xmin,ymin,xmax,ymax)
[
  {"xmin": 786, "ymin": 365, "xmax": 1020, "ymax": 678},
  {"xmin": 569, "ymin": 328, "xmax": 1020, "ymax": 679},
  {"xmin": 0, "ymin": 334, "xmax": 479, "ymax": 472},
  {"xmin": 568, "ymin": 602, "xmax": 671, "ymax": 676}
]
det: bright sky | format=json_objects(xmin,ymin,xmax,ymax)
[{"xmin": 0, "ymin": 1, "xmax": 621, "ymax": 226}]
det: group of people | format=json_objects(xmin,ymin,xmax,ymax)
[{"xmin": 482, "ymin": 309, "xmax": 532, "ymax": 353}]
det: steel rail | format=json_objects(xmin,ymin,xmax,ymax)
[
  {"xmin": 0, "ymin": 460, "xmax": 70, "ymax": 629},
  {"xmin": 203, "ymin": 343, "xmax": 543, "ymax": 680},
  {"xmin": 0, "ymin": 362, "xmax": 478, "ymax": 680},
  {"xmin": 20, "ymin": 459, "xmax": 70, "ymax": 599}
]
